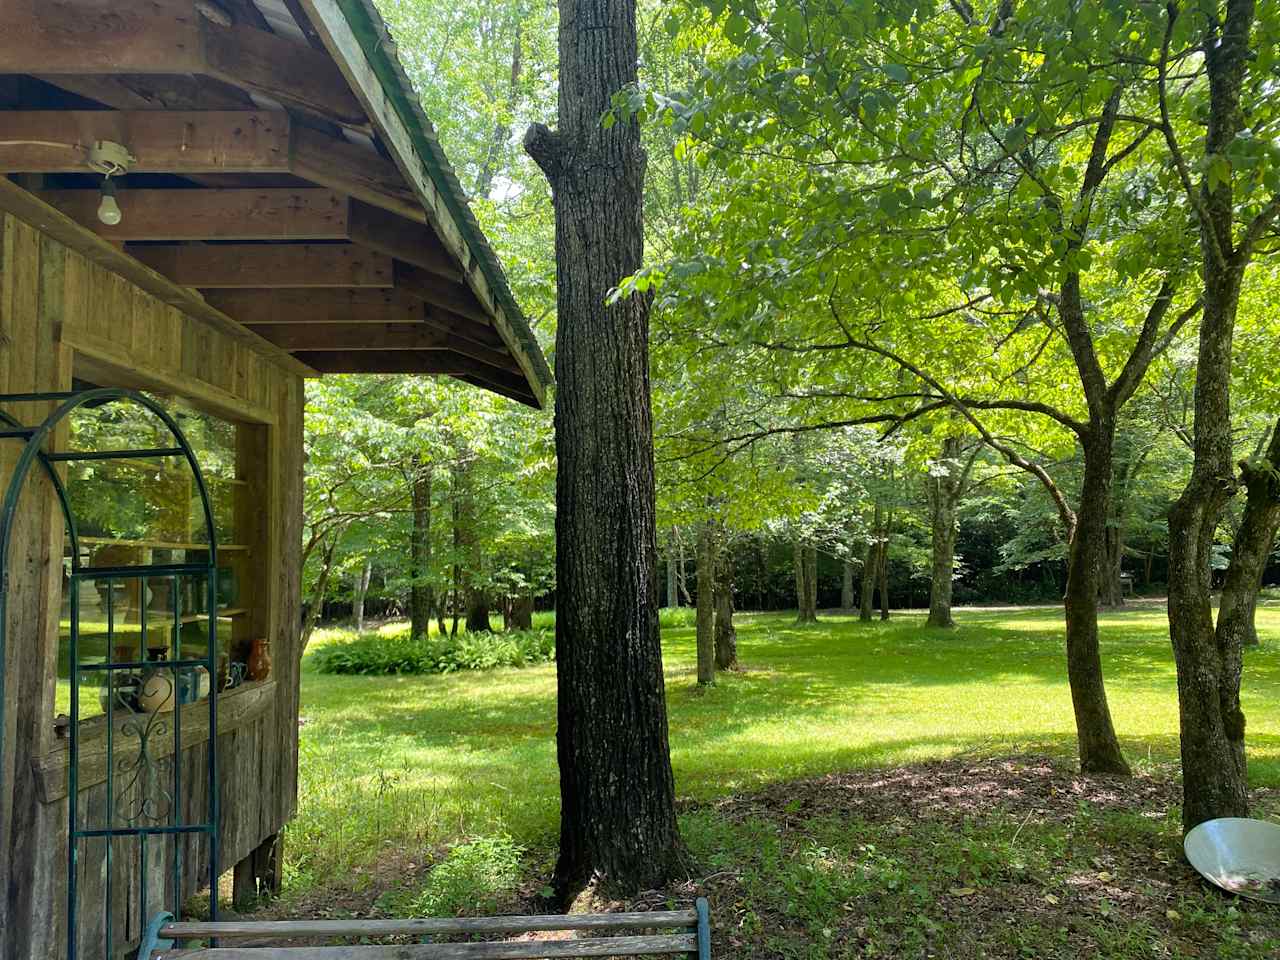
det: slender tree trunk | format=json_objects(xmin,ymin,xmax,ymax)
[
  {"xmin": 859, "ymin": 543, "xmax": 876, "ymax": 623},
  {"xmin": 926, "ymin": 465, "xmax": 959, "ymax": 626},
  {"xmin": 878, "ymin": 512, "xmax": 891, "ymax": 621},
  {"xmin": 860, "ymin": 500, "xmax": 881, "ymax": 623},
  {"xmin": 1064, "ymin": 426, "xmax": 1131, "ymax": 775},
  {"xmin": 714, "ymin": 532, "xmax": 738, "ymax": 671},
  {"xmin": 1217, "ymin": 422, "xmax": 1280, "ymax": 651},
  {"xmin": 841, "ymin": 560, "xmax": 855, "ymax": 611},
  {"xmin": 524, "ymin": 0, "xmax": 683, "ymax": 899},
  {"xmin": 667, "ymin": 529, "xmax": 680, "ymax": 608},
  {"xmin": 300, "ymin": 533, "xmax": 341, "ymax": 655},
  {"xmin": 805, "ymin": 543, "xmax": 818, "ymax": 617},
  {"xmin": 1166, "ymin": 0, "xmax": 1258, "ymax": 832},
  {"xmin": 409, "ymin": 458, "xmax": 433, "ymax": 642},
  {"xmin": 1100, "ymin": 520, "xmax": 1125, "ymax": 607},
  {"xmin": 353, "ymin": 558, "xmax": 371, "ymax": 633},
  {"xmin": 696, "ymin": 521, "xmax": 715, "ymax": 685},
  {"xmin": 794, "ymin": 540, "xmax": 818, "ymax": 623}
]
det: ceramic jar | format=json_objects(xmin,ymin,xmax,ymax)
[{"xmin": 247, "ymin": 638, "xmax": 271, "ymax": 682}]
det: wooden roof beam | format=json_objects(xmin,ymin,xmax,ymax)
[
  {"xmin": 0, "ymin": 111, "xmax": 423, "ymax": 223},
  {"xmin": 202, "ymin": 288, "xmax": 425, "ymax": 327},
  {"xmin": 39, "ymin": 188, "xmax": 350, "ymax": 242},
  {"xmin": 294, "ymin": 350, "xmax": 538, "ymax": 407},
  {"xmin": 0, "ymin": 0, "xmax": 367, "ymax": 127},
  {"xmin": 128, "ymin": 244, "xmax": 393, "ymax": 289},
  {"xmin": 248, "ymin": 322, "xmax": 520, "ymax": 373}
]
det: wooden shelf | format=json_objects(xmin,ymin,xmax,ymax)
[
  {"xmin": 76, "ymin": 536, "xmax": 249, "ymax": 551},
  {"xmin": 176, "ymin": 607, "xmax": 248, "ymax": 624}
]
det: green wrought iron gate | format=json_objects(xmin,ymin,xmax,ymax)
[{"xmin": 0, "ymin": 388, "xmax": 220, "ymax": 959}]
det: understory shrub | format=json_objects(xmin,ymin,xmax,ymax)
[
  {"xmin": 401, "ymin": 835, "xmax": 525, "ymax": 917},
  {"xmin": 311, "ymin": 627, "xmax": 554, "ymax": 676}
]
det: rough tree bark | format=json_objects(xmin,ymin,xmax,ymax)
[
  {"xmin": 1164, "ymin": 0, "xmax": 1268, "ymax": 831},
  {"xmin": 409, "ymin": 457, "xmax": 433, "ymax": 642},
  {"xmin": 926, "ymin": 436, "xmax": 964, "ymax": 628},
  {"xmin": 1218, "ymin": 422, "xmax": 1280, "ymax": 650},
  {"xmin": 696, "ymin": 520, "xmax": 715, "ymax": 685},
  {"xmin": 524, "ymin": 0, "xmax": 684, "ymax": 899},
  {"xmin": 1062, "ymin": 424, "xmax": 1131, "ymax": 775},
  {"xmin": 713, "ymin": 531, "xmax": 739, "ymax": 671}
]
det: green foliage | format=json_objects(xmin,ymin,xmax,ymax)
[
  {"xmin": 310, "ymin": 625, "xmax": 554, "ymax": 676},
  {"xmin": 400, "ymin": 835, "xmax": 525, "ymax": 918}
]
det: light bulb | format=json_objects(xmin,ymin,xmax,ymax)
[{"xmin": 97, "ymin": 180, "xmax": 122, "ymax": 226}]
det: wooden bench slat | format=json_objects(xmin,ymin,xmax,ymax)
[
  {"xmin": 161, "ymin": 911, "xmax": 697, "ymax": 939},
  {"xmin": 160, "ymin": 933, "xmax": 698, "ymax": 958}
]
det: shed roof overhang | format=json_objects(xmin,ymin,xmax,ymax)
[{"xmin": 0, "ymin": 0, "xmax": 551, "ymax": 408}]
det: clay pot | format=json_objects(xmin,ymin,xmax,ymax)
[
  {"xmin": 136, "ymin": 671, "xmax": 175, "ymax": 713},
  {"xmin": 246, "ymin": 638, "xmax": 271, "ymax": 682}
]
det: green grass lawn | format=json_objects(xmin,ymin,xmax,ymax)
[{"xmin": 280, "ymin": 604, "xmax": 1280, "ymax": 958}]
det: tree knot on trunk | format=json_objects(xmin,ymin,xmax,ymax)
[{"xmin": 523, "ymin": 122, "xmax": 565, "ymax": 184}]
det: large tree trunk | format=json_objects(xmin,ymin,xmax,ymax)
[
  {"xmin": 508, "ymin": 592, "xmax": 535, "ymax": 631},
  {"xmin": 409, "ymin": 458, "xmax": 433, "ymax": 642},
  {"xmin": 1166, "ymin": 1, "xmax": 1258, "ymax": 833},
  {"xmin": 714, "ymin": 533, "xmax": 739, "ymax": 671},
  {"xmin": 524, "ymin": 0, "xmax": 683, "ymax": 900},
  {"xmin": 353, "ymin": 558, "xmax": 372, "ymax": 633},
  {"xmin": 466, "ymin": 590, "xmax": 492, "ymax": 633},
  {"xmin": 1217, "ymin": 422, "xmax": 1280, "ymax": 651},
  {"xmin": 1063, "ymin": 427, "xmax": 1131, "ymax": 775},
  {"xmin": 696, "ymin": 521, "xmax": 715, "ymax": 685}
]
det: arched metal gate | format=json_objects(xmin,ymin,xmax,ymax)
[{"xmin": 0, "ymin": 388, "xmax": 220, "ymax": 959}]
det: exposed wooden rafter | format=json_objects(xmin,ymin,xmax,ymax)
[
  {"xmin": 295, "ymin": 350, "xmax": 536, "ymax": 406},
  {"xmin": 0, "ymin": 111, "xmax": 423, "ymax": 223},
  {"xmin": 0, "ymin": 0, "xmax": 367, "ymax": 127},
  {"xmin": 38, "ymin": 188, "xmax": 350, "ymax": 241},
  {"xmin": 128, "ymin": 244, "xmax": 393, "ymax": 289},
  {"xmin": 202, "ymin": 288, "xmax": 426, "ymax": 327}
]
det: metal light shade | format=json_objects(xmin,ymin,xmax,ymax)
[{"xmin": 1184, "ymin": 817, "xmax": 1280, "ymax": 903}]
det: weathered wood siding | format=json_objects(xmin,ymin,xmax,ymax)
[{"xmin": 0, "ymin": 213, "xmax": 305, "ymax": 960}]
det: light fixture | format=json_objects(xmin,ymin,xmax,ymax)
[
  {"xmin": 97, "ymin": 178, "xmax": 122, "ymax": 226},
  {"xmin": 86, "ymin": 140, "xmax": 135, "ymax": 227}
]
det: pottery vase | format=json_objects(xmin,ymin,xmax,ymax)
[{"xmin": 246, "ymin": 638, "xmax": 271, "ymax": 682}]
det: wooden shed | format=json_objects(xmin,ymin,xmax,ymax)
[{"xmin": 0, "ymin": 3, "xmax": 551, "ymax": 958}]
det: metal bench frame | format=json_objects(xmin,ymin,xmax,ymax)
[{"xmin": 139, "ymin": 899, "xmax": 712, "ymax": 959}]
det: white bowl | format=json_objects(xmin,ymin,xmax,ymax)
[{"xmin": 1184, "ymin": 817, "xmax": 1280, "ymax": 903}]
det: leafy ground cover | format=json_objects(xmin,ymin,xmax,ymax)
[{"xmin": 273, "ymin": 604, "xmax": 1280, "ymax": 957}]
